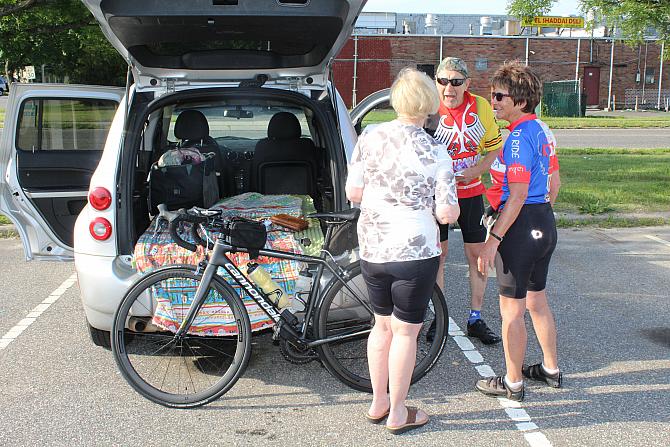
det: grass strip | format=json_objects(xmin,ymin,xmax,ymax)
[
  {"xmin": 556, "ymin": 216, "xmax": 669, "ymax": 228},
  {"xmin": 558, "ymin": 147, "xmax": 670, "ymax": 155},
  {"xmin": 554, "ymin": 150, "xmax": 670, "ymax": 214}
]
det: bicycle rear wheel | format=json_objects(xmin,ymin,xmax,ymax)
[
  {"xmin": 111, "ymin": 266, "xmax": 252, "ymax": 408},
  {"xmin": 315, "ymin": 261, "xmax": 448, "ymax": 392}
]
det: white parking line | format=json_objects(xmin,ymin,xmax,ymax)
[
  {"xmin": 448, "ymin": 317, "xmax": 553, "ymax": 447},
  {"xmin": 0, "ymin": 273, "xmax": 77, "ymax": 351},
  {"xmin": 645, "ymin": 234, "xmax": 670, "ymax": 248}
]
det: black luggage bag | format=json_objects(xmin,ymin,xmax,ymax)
[{"xmin": 149, "ymin": 153, "xmax": 219, "ymax": 214}]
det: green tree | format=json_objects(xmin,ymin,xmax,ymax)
[
  {"xmin": 579, "ymin": 0, "xmax": 670, "ymax": 53},
  {"xmin": 507, "ymin": 0, "xmax": 557, "ymax": 19},
  {"xmin": 0, "ymin": 0, "xmax": 126, "ymax": 85},
  {"xmin": 507, "ymin": 0, "xmax": 557, "ymax": 35}
]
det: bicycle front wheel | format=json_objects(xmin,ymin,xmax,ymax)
[
  {"xmin": 111, "ymin": 266, "xmax": 252, "ymax": 408},
  {"xmin": 315, "ymin": 261, "xmax": 448, "ymax": 392}
]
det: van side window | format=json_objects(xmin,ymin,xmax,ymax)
[{"xmin": 16, "ymin": 98, "xmax": 117, "ymax": 152}]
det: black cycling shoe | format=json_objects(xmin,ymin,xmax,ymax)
[
  {"xmin": 523, "ymin": 363, "xmax": 562, "ymax": 388},
  {"xmin": 475, "ymin": 376, "xmax": 525, "ymax": 402},
  {"xmin": 426, "ymin": 319, "xmax": 436, "ymax": 343},
  {"xmin": 467, "ymin": 319, "xmax": 502, "ymax": 345}
]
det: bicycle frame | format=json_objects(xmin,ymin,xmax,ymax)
[{"xmin": 175, "ymin": 237, "xmax": 374, "ymax": 348}]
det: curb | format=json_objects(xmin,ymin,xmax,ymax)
[{"xmin": 554, "ymin": 211, "xmax": 670, "ymax": 222}]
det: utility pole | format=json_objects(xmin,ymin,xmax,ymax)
[
  {"xmin": 607, "ymin": 38, "xmax": 615, "ymax": 111},
  {"xmin": 657, "ymin": 42, "xmax": 665, "ymax": 110}
]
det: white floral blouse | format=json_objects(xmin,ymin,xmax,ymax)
[{"xmin": 346, "ymin": 120, "xmax": 458, "ymax": 263}]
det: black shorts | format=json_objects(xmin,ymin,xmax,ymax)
[
  {"xmin": 495, "ymin": 203, "xmax": 557, "ymax": 299},
  {"xmin": 439, "ymin": 195, "xmax": 487, "ymax": 243},
  {"xmin": 360, "ymin": 257, "xmax": 440, "ymax": 324}
]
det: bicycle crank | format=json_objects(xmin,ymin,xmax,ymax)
[{"xmin": 279, "ymin": 338, "xmax": 318, "ymax": 364}]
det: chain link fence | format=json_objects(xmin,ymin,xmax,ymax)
[
  {"xmin": 541, "ymin": 80, "xmax": 586, "ymax": 117},
  {"xmin": 624, "ymin": 88, "xmax": 670, "ymax": 110}
]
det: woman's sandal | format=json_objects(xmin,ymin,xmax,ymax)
[
  {"xmin": 386, "ymin": 406, "xmax": 429, "ymax": 435},
  {"xmin": 365, "ymin": 408, "xmax": 390, "ymax": 424}
]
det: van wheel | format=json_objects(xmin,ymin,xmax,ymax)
[{"xmin": 88, "ymin": 323, "xmax": 111, "ymax": 349}]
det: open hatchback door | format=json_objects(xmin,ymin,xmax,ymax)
[
  {"xmin": 83, "ymin": 0, "xmax": 366, "ymax": 89},
  {"xmin": 0, "ymin": 84, "xmax": 123, "ymax": 260}
]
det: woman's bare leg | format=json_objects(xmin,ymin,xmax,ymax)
[
  {"xmin": 367, "ymin": 314, "xmax": 392, "ymax": 417},
  {"xmin": 386, "ymin": 315, "xmax": 428, "ymax": 427},
  {"xmin": 526, "ymin": 289, "xmax": 558, "ymax": 370}
]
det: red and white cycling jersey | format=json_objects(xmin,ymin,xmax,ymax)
[{"xmin": 433, "ymin": 91, "xmax": 502, "ymax": 199}]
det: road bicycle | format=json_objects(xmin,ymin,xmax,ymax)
[{"xmin": 111, "ymin": 207, "xmax": 449, "ymax": 408}]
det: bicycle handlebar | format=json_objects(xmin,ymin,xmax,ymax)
[{"xmin": 158, "ymin": 205, "xmax": 215, "ymax": 252}]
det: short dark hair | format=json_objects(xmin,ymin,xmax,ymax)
[{"xmin": 490, "ymin": 61, "xmax": 542, "ymax": 113}]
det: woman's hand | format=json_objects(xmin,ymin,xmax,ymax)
[
  {"xmin": 436, "ymin": 203, "xmax": 460, "ymax": 225},
  {"xmin": 458, "ymin": 166, "xmax": 480, "ymax": 184},
  {"xmin": 346, "ymin": 185, "xmax": 364, "ymax": 204},
  {"xmin": 477, "ymin": 239, "xmax": 499, "ymax": 276}
]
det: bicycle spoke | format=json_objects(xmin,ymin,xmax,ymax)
[
  {"xmin": 113, "ymin": 268, "xmax": 251, "ymax": 407},
  {"xmin": 316, "ymin": 262, "xmax": 448, "ymax": 392},
  {"xmin": 182, "ymin": 342, "xmax": 198, "ymax": 395}
]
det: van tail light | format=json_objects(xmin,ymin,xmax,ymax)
[
  {"xmin": 89, "ymin": 217, "xmax": 112, "ymax": 241},
  {"xmin": 89, "ymin": 187, "xmax": 112, "ymax": 210}
]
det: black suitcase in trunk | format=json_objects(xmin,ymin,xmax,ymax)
[{"xmin": 148, "ymin": 154, "xmax": 219, "ymax": 214}]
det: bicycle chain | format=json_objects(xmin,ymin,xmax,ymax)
[{"xmin": 278, "ymin": 338, "xmax": 318, "ymax": 364}]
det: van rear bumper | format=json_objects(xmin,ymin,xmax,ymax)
[{"xmin": 75, "ymin": 253, "xmax": 140, "ymax": 331}]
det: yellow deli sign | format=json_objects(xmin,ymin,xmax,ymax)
[{"xmin": 521, "ymin": 16, "xmax": 585, "ymax": 28}]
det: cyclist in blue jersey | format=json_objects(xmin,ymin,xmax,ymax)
[{"xmin": 475, "ymin": 62, "xmax": 562, "ymax": 402}]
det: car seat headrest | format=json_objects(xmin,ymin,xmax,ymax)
[
  {"xmin": 267, "ymin": 112, "xmax": 301, "ymax": 140},
  {"xmin": 174, "ymin": 110, "xmax": 210, "ymax": 141}
]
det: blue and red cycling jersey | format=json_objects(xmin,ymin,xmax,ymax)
[{"xmin": 486, "ymin": 114, "xmax": 559, "ymax": 210}]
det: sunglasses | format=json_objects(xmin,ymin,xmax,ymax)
[
  {"xmin": 491, "ymin": 92, "xmax": 512, "ymax": 102},
  {"xmin": 436, "ymin": 77, "xmax": 467, "ymax": 87}
]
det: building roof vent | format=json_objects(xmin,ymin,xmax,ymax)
[
  {"xmin": 425, "ymin": 13, "xmax": 438, "ymax": 34},
  {"xmin": 402, "ymin": 20, "xmax": 415, "ymax": 34},
  {"xmin": 505, "ymin": 20, "xmax": 521, "ymax": 35},
  {"xmin": 480, "ymin": 16, "xmax": 493, "ymax": 35}
]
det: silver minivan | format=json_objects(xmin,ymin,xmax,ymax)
[{"xmin": 0, "ymin": 0, "xmax": 394, "ymax": 347}]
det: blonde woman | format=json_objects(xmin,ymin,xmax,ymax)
[{"xmin": 346, "ymin": 67, "xmax": 459, "ymax": 434}]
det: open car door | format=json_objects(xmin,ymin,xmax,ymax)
[
  {"xmin": 0, "ymin": 84, "xmax": 123, "ymax": 261},
  {"xmin": 349, "ymin": 88, "xmax": 392, "ymax": 136}
]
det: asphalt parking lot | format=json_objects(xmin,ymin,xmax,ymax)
[{"xmin": 0, "ymin": 226, "xmax": 668, "ymax": 446}]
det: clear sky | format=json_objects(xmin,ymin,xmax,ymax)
[{"xmin": 362, "ymin": 0, "xmax": 583, "ymax": 16}]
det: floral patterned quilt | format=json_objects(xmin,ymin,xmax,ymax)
[{"xmin": 133, "ymin": 193, "xmax": 322, "ymax": 335}]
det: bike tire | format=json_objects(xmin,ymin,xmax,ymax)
[
  {"xmin": 111, "ymin": 265, "xmax": 252, "ymax": 408},
  {"xmin": 315, "ymin": 261, "xmax": 448, "ymax": 392}
]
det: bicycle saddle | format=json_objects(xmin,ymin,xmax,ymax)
[{"xmin": 307, "ymin": 208, "xmax": 360, "ymax": 222}]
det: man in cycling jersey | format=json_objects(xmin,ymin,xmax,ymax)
[{"xmin": 428, "ymin": 57, "xmax": 503, "ymax": 345}]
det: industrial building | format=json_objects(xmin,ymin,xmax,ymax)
[{"xmin": 333, "ymin": 12, "xmax": 668, "ymax": 111}]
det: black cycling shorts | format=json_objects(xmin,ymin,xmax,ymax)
[
  {"xmin": 360, "ymin": 257, "xmax": 439, "ymax": 324},
  {"xmin": 495, "ymin": 203, "xmax": 557, "ymax": 299},
  {"xmin": 439, "ymin": 195, "xmax": 487, "ymax": 243}
]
